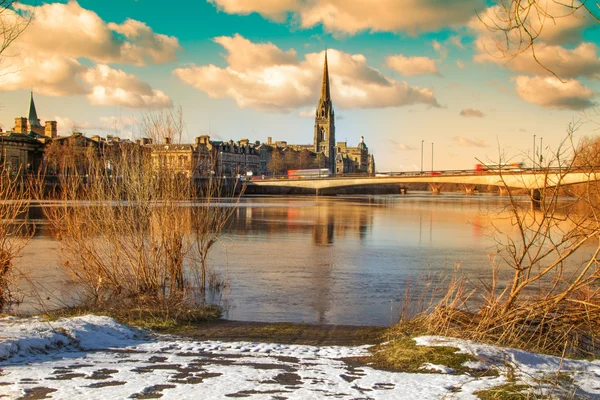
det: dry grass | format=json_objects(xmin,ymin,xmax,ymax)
[
  {"xmin": 391, "ymin": 133, "xmax": 600, "ymax": 359},
  {"xmin": 359, "ymin": 336, "xmax": 493, "ymax": 376},
  {"xmin": 0, "ymin": 167, "xmax": 32, "ymax": 311},
  {"xmin": 32, "ymin": 111, "xmax": 239, "ymax": 313},
  {"xmin": 474, "ymin": 383, "xmax": 531, "ymax": 400},
  {"xmin": 40, "ymin": 296, "xmax": 222, "ymax": 333}
]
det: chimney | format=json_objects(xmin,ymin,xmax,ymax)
[
  {"xmin": 164, "ymin": 137, "xmax": 171, "ymax": 145},
  {"xmin": 196, "ymin": 135, "xmax": 210, "ymax": 146},
  {"xmin": 267, "ymin": 136, "xmax": 272, "ymax": 145},
  {"xmin": 14, "ymin": 117, "xmax": 27, "ymax": 133},
  {"xmin": 45, "ymin": 121, "xmax": 58, "ymax": 138}
]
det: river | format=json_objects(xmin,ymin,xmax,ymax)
[{"xmin": 12, "ymin": 193, "xmax": 574, "ymax": 326}]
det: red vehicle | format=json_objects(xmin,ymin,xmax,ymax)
[{"xmin": 287, "ymin": 169, "xmax": 330, "ymax": 178}]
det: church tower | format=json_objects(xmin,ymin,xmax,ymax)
[
  {"xmin": 28, "ymin": 92, "xmax": 44, "ymax": 136},
  {"xmin": 314, "ymin": 52, "xmax": 336, "ymax": 174}
]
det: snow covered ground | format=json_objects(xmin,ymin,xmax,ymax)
[{"xmin": 0, "ymin": 315, "xmax": 599, "ymax": 399}]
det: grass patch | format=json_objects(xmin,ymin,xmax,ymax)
[
  {"xmin": 354, "ymin": 335, "xmax": 496, "ymax": 376},
  {"xmin": 474, "ymin": 383, "xmax": 531, "ymax": 400},
  {"xmin": 40, "ymin": 301, "xmax": 222, "ymax": 333}
]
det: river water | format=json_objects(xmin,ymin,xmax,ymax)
[{"xmin": 12, "ymin": 193, "xmax": 569, "ymax": 326}]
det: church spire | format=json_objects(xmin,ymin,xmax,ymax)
[
  {"xmin": 28, "ymin": 92, "xmax": 41, "ymax": 128},
  {"xmin": 320, "ymin": 50, "xmax": 331, "ymax": 102}
]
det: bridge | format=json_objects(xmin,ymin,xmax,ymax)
[{"xmin": 245, "ymin": 168, "xmax": 600, "ymax": 195}]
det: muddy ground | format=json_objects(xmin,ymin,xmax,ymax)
[{"xmin": 175, "ymin": 320, "xmax": 387, "ymax": 346}]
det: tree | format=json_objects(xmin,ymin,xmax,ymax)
[
  {"xmin": 573, "ymin": 135, "xmax": 600, "ymax": 168},
  {"xmin": 0, "ymin": 166, "xmax": 30, "ymax": 311},
  {"xmin": 408, "ymin": 129, "xmax": 600, "ymax": 357},
  {"xmin": 478, "ymin": 0, "xmax": 599, "ymax": 78},
  {"xmin": 267, "ymin": 150, "xmax": 285, "ymax": 176},
  {"xmin": 139, "ymin": 106, "xmax": 184, "ymax": 144},
  {"xmin": 298, "ymin": 149, "xmax": 314, "ymax": 169},
  {"xmin": 284, "ymin": 149, "xmax": 299, "ymax": 171},
  {"xmin": 1, "ymin": 1, "xmax": 30, "ymax": 56}
]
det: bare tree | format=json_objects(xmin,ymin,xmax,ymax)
[
  {"xmin": 0, "ymin": 166, "xmax": 31, "ymax": 311},
  {"xmin": 478, "ymin": 0, "xmax": 599, "ymax": 79},
  {"xmin": 573, "ymin": 135, "xmax": 600, "ymax": 168},
  {"xmin": 139, "ymin": 106, "xmax": 184, "ymax": 144},
  {"xmin": 0, "ymin": 1, "xmax": 28, "ymax": 56},
  {"xmin": 404, "ymin": 127, "xmax": 600, "ymax": 357},
  {"xmin": 190, "ymin": 167, "xmax": 240, "ymax": 302},
  {"xmin": 267, "ymin": 149, "xmax": 285, "ymax": 176}
]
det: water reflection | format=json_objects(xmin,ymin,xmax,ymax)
[{"xmin": 13, "ymin": 193, "xmax": 589, "ymax": 325}]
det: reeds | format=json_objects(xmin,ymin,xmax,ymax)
[
  {"xmin": 396, "ymin": 133, "xmax": 600, "ymax": 357},
  {"xmin": 0, "ymin": 166, "xmax": 32, "ymax": 311},
  {"xmin": 37, "ymin": 140, "xmax": 238, "ymax": 311}
]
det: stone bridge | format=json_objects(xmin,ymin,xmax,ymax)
[{"xmin": 245, "ymin": 169, "xmax": 600, "ymax": 195}]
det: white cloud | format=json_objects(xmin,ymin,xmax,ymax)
[
  {"xmin": 389, "ymin": 139, "xmax": 416, "ymax": 151},
  {"xmin": 53, "ymin": 117, "xmax": 95, "ymax": 135},
  {"xmin": 0, "ymin": 2, "xmax": 174, "ymax": 109},
  {"xmin": 386, "ymin": 54, "xmax": 438, "ymax": 76},
  {"xmin": 84, "ymin": 65, "xmax": 172, "ymax": 109},
  {"xmin": 475, "ymin": 42, "xmax": 600, "ymax": 80},
  {"xmin": 471, "ymin": 0, "xmax": 593, "ymax": 50},
  {"xmin": 460, "ymin": 108, "xmax": 485, "ymax": 117},
  {"xmin": 513, "ymin": 76, "xmax": 596, "ymax": 110},
  {"xmin": 469, "ymin": 1, "xmax": 599, "ymax": 110},
  {"xmin": 98, "ymin": 116, "xmax": 140, "ymax": 130},
  {"xmin": 456, "ymin": 60, "xmax": 465, "ymax": 69},
  {"xmin": 297, "ymin": 109, "xmax": 315, "ymax": 118},
  {"xmin": 13, "ymin": 1, "xmax": 180, "ymax": 66},
  {"xmin": 207, "ymin": 0, "xmax": 301, "ymax": 21},
  {"xmin": 432, "ymin": 40, "xmax": 442, "ymax": 52},
  {"xmin": 0, "ymin": 53, "xmax": 88, "ymax": 96},
  {"xmin": 0, "ymin": 57, "xmax": 172, "ymax": 109},
  {"xmin": 453, "ymin": 136, "xmax": 489, "ymax": 147},
  {"xmin": 448, "ymin": 35, "xmax": 464, "ymax": 49},
  {"xmin": 173, "ymin": 35, "xmax": 440, "ymax": 112},
  {"xmin": 214, "ymin": 34, "xmax": 298, "ymax": 71},
  {"xmin": 98, "ymin": 115, "xmax": 140, "ymax": 138},
  {"xmin": 208, "ymin": 0, "xmax": 486, "ymax": 35},
  {"xmin": 470, "ymin": 0, "xmax": 598, "ymax": 80}
]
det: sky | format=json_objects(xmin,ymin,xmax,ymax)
[{"xmin": 1, "ymin": 0, "xmax": 600, "ymax": 171}]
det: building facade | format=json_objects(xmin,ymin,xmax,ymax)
[{"xmin": 1, "ymin": 56, "xmax": 376, "ymax": 179}]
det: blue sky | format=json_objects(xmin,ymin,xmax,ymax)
[{"xmin": 1, "ymin": 0, "xmax": 599, "ymax": 170}]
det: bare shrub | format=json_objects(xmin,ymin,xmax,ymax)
[
  {"xmin": 398, "ymin": 130, "xmax": 600, "ymax": 357},
  {"xmin": 38, "ymin": 115, "xmax": 239, "ymax": 309},
  {"xmin": 189, "ymin": 167, "xmax": 240, "ymax": 302},
  {"xmin": 0, "ymin": 167, "xmax": 31, "ymax": 311}
]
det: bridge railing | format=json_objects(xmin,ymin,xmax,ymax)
[{"xmin": 249, "ymin": 166, "xmax": 583, "ymax": 181}]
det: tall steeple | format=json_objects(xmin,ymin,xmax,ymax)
[
  {"xmin": 320, "ymin": 51, "xmax": 331, "ymax": 102},
  {"xmin": 28, "ymin": 92, "xmax": 42, "ymax": 128},
  {"xmin": 313, "ymin": 50, "xmax": 336, "ymax": 175}
]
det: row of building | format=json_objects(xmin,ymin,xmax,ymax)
[{"xmin": 1, "ymin": 53, "xmax": 375, "ymax": 178}]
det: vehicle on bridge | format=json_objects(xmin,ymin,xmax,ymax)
[
  {"xmin": 287, "ymin": 169, "xmax": 330, "ymax": 178},
  {"xmin": 475, "ymin": 162, "xmax": 525, "ymax": 173}
]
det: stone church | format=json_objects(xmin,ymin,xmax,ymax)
[{"xmin": 313, "ymin": 52, "xmax": 375, "ymax": 176}]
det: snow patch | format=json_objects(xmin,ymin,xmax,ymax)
[
  {"xmin": 0, "ymin": 315, "xmax": 141, "ymax": 361},
  {"xmin": 420, "ymin": 363, "xmax": 455, "ymax": 374}
]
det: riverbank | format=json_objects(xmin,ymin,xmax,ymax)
[
  {"xmin": 1, "ymin": 314, "xmax": 599, "ymax": 399},
  {"xmin": 174, "ymin": 320, "xmax": 386, "ymax": 346}
]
